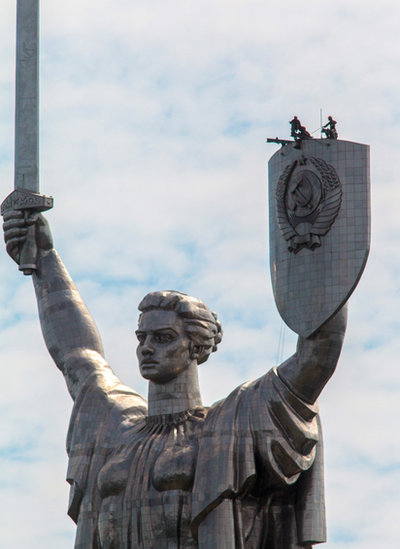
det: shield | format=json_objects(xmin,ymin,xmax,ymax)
[{"xmin": 268, "ymin": 138, "xmax": 370, "ymax": 338}]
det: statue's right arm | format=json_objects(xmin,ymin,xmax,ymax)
[{"xmin": 3, "ymin": 211, "xmax": 106, "ymax": 401}]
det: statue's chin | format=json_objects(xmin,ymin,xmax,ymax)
[{"xmin": 140, "ymin": 370, "xmax": 178, "ymax": 384}]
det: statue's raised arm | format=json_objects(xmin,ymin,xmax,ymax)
[
  {"xmin": 278, "ymin": 304, "xmax": 348, "ymax": 404},
  {"xmin": 3, "ymin": 210, "xmax": 106, "ymax": 400}
]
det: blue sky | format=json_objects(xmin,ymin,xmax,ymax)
[{"xmin": 1, "ymin": 0, "xmax": 400, "ymax": 547}]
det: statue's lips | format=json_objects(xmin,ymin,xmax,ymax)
[{"xmin": 141, "ymin": 359, "xmax": 159, "ymax": 366}]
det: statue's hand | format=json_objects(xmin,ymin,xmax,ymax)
[{"xmin": 3, "ymin": 210, "xmax": 53, "ymax": 265}]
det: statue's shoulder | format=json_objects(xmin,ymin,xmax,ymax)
[
  {"xmin": 201, "ymin": 369, "xmax": 277, "ymax": 432},
  {"xmin": 67, "ymin": 373, "xmax": 147, "ymax": 452}
]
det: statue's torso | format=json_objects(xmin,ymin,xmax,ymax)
[
  {"xmin": 97, "ymin": 407, "xmax": 206, "ymax": 548},
  {"xmin": 68, "ymin": 369, "xmax": 324, "ymax": 549}
]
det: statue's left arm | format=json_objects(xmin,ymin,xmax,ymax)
[{"xmin": 277, "ymin": 304, "xmax": 348, "ymax": 404}]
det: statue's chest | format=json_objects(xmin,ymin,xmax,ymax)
[
  {"xmin": 98, "ymin": 410, "xmax": 205, "ymax": 499},
  {"xmin": 152, "ymin": 423, "xmax": 198, "ymax": 491}
]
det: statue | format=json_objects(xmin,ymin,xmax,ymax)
[
  {"xmin": 3, "ymin": 2, "xmax": 369, "ymax": 547},
  {"xmin": 3, "ymin": 211, "xmax": 347, "ymax": 548}
]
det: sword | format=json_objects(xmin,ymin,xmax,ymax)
[{"xmin": 1, "ymin": 0, "xmax": 53, "ymax": 275}]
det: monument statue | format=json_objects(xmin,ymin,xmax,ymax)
[
  {"xmin": 3, "ymin": 211, "xmax": 348, "ymax": 549},
  {"xmin": 3, "ymin": 1, "xmax": 371, "ymax": 548}
]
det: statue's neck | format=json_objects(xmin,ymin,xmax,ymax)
[{"xmin": 147, "ymin": 363, "xmax": 202, "ymax": 416}]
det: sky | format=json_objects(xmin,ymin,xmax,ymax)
[{"xmin": 0, "ymin": 0, "xmax": 399, "ymax": 547}]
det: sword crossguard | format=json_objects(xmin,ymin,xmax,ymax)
[{"xmin": 1, "ymin": 188, "xmax": 54, "ymax": 275}]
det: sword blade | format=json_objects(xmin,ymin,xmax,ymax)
[{"xmin": 15, "ymin": 0, "xmax": 39, "ymax": 192}]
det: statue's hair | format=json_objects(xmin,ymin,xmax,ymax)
[{"xmin": 138, "ymin": 291, "xmax": 223, "ymax": 365}]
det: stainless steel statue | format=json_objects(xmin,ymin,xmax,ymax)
[
  {"xmin": 3, "ymin": 212, "xmax": 348, "ymax": 549},
  {"xmin": 3, "ymin": 2, "xmax": 370, "ymax": 548}
]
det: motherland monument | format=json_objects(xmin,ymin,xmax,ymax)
[{"xmin": 2, "ymin": 1, "xmax": 370, "ymax": 548}]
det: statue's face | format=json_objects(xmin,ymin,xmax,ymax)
[{"xmin": 136, "ymin": 310, "xmax": 194, "ymax": 383}]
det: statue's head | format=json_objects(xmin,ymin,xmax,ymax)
[{"xmin": 136, "ymin": 291, "xmax": 223, "ymax": 383}]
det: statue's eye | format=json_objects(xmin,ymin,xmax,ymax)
[
  {"xmin": 136, "ymin": 335, "xmax": 145, "ymax": 345},
  {"xmin": 155, "ymin": 334, "xmax": 172, "ymax": 344}
]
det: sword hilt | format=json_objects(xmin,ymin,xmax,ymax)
[
  {"xmin": 1, "ymin": 188, "xmax": 54, "ymax": 276},
  {"xmin": 19, "ymin": 217, "xmax": 37, "ymax": 275}
]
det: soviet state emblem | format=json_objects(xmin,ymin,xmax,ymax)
[{"xmin": 276, "ymin": 157, "xmax": 342, "ymax": 253}]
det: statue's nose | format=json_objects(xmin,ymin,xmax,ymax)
[{"xmin": 142, "ymin": 342, "xmax": 155, "ymax": 355}]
